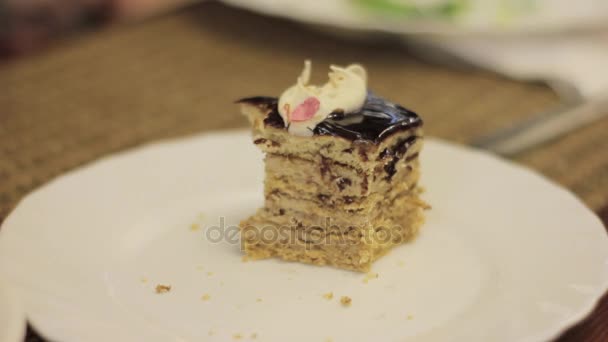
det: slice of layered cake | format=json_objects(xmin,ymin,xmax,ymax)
[{"xmin": 238, "ymin": 61, "xmax": 427, "ymax": 272}]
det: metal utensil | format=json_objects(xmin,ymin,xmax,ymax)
[{"xmin": 472, "ymin": 94, "xmax": 608, "ymax": 156}]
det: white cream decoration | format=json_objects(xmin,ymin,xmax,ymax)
[{"xmin": 278, "ymin": 60, "xmax": 368, "ymax": 136}]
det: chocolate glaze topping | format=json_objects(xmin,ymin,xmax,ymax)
[{"xmin": 237, "ymin": 93, "xmax": 422, "ymax": 143}]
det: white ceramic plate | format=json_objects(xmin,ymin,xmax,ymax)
[
  {"xmin": 221, "ymin": 0, "xmax": 608, "ymax": 35},
  {"xmin": 1, "ymin": 131, "xmax": 607, "ymax": 342},
  {"xmin": 0, "ymin": 281, "xmax": 26, "ymax": 342}
]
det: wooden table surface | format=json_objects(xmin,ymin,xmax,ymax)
[{"xmin": 1, "ymin": 2, "xmax": 607, "ymax": 341}]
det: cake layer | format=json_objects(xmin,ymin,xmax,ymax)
[
  {"xmin": 248, "ymin": 184, "xmax": 426, "ymax": 240},
  {"xmin": 260, "ymin": 187, "xmax": 427, "ymax": 231},
  {"xmin": 263, "ymin": 151, "xmax": 421, "ymax": 200},
  {"xmin": 265, "ymin": 153, "xmax": 368, "ymax": 197},
  {"xmin": 241, "ymin": 190, "xmax": 425, "ymax": 272},
  {"xmin": 242, "ymin": 232, "xmax": 376, "ymax": 272}
]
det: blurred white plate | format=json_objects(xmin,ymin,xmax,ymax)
[
  {"xmin": 0, "ymin": 282, "xmax": 26, "ymax": 342},
  {"xmin": 221, "ymin": 0, "xmax": 608, "ymax": 35},
  {"xmin": 0, "ymin": 131, "xmax": 607, "ymax": 342}
]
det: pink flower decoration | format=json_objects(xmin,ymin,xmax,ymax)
[{"xmin": 290, "ymin": 97, "xmax": 320, "ymax": 122}]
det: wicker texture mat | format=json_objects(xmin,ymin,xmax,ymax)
[{"xmin": 1, "ymin": 2, "xmax": 607, "ymax": 341}]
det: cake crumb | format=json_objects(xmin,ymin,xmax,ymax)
[
  {"xmin": 190, "ymin": 223, "xmax": 200, "ymax": 231},
  {"xmin": 201, "ymin": 294, "xmax": 211, "ymax": 301},
  {"xmin": 207, "ymin": 272, "xmax": 214, "ymax": 277},
  {"xmin": 140, "ymin": 277, "xmax": 148, "ymax": 283},
  {"xmin": 250, "ymin": 333, "xmax": 258, "ymax": 339},
  {"xmin": 322, "ymin": 292, "xmax": 334, "ymax": 300},
  {"xmin": 363, "ymin": 272, "xmax": 379, "ymax": 283},
  {"xmin": 407, "ymin": 314, "xmax": 414, "ymax": 320},
  {"xmin": 340, "ymin": 296, "xmax": 352, "ymax": 307},
  {"xmin": 256, "ymin": 298, "xmax": 263, "ymax": 302},
  {"xmin": 233, "ymin": 333, "xmax": 243, "ymax": 339},
  {"xmin": 325, "ymin": 338, "xmax": 334, "ymax": 342},
  {"xmin": 241, "ymin": 256, "xmax": 250, "ymax": 262},
  {"xmin": 155, "ymin": 284, "xmax": 171, "ymax": 294}
]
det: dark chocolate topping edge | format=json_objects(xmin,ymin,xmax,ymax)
[{"xmin": 238, "ymin": 93, "xmax": 422, "ymax": 144}]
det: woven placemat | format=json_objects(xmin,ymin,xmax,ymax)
[{"xmin": 1, "ymin": 2, "xmax": 607, "ymax": 341}]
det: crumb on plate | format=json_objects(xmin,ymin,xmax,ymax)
[
  {"xmin": 233, "ymin": 333, "xmax": 243, "ymax": 339},
  {"xmin": 155, "ymin": 284, "xmax": 171, "ymax": 294},
  {"xmin": 322, "ymin": 292, "xmax": 333, "ymax": 300},
  {"xmin": 201, "ymin": 294, "xmax": 211, "ymax": 301},
  {"xmin": 340, "ymin": 296, "xmax": 352, "ymax": 307},
  {"xmin": 256, "ymin": 298, "xmax": 263, "ymax": 302},
  {"xmin": 190, "ymin": 223, "xmax": 200, "ymax": 231}
]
